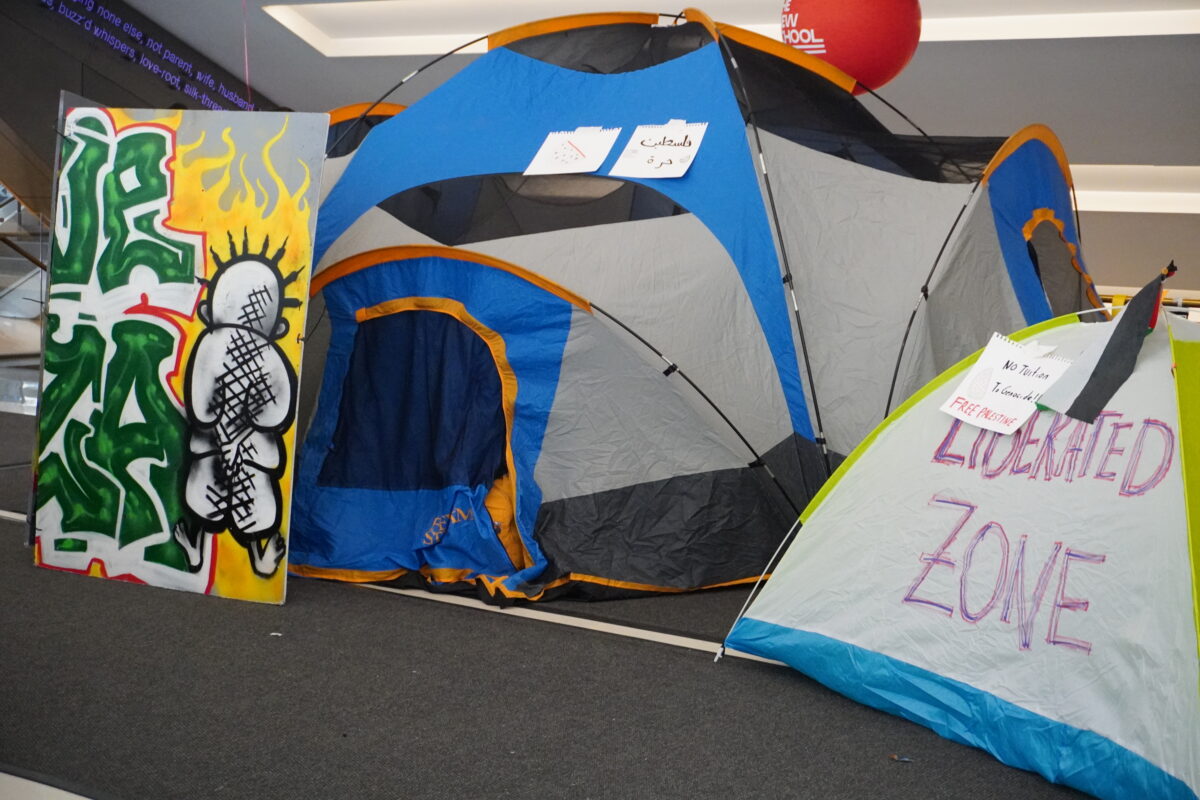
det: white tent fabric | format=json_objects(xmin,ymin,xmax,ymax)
[{"xmin": 727, "ymin": 312, "xmax": 1200, "ymax": 799}]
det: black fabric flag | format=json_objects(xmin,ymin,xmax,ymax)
[{"xmin": 1062, "ymin": 262, "xmax": 1176, "ymax": 422}]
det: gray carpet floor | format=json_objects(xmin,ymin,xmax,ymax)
[{"xmin": 0, "ymin": 409, "xmax": 1086, "ymax": 800}]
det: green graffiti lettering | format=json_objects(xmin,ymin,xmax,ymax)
[
  {"xmin": 100, "ymin": 129, "xmax": 195, "ymax": 290},
  {"xmin": 38, "ymin": 419, "xmax": 121, "ymax": 537},
  {"xmin": 54, "ymin": 116, "xmax": 109, "ymax": 285},
  {"xmin": 54, "ymin": 113, "xmax": 195, "ymax": 291},
  {"xmin": 38, "ymin": 320, "xmax": 187, "ymax": 555},
  {"xmin": 38, "ymin": 315, "xmax": 105, "ymax": 438},
  {"xmin": 99, "ymin": 321, "xmax": 188, "ymax": 547},
  {"xmin": 37, "ymin": 110, "xmax": 200, "ymax": 575}
]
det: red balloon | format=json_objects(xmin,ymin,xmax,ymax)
[{"xmin": 780, "ymin": 0, "xmax": 922, "ymax": 93}]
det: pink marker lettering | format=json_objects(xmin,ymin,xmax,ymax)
[
  {"xmin": 1119, "ymin": 419, "xmax": 1175, "ymax": 497},
  {"xmin": 1094, "ymin": 422, "xmax": 1133, "ymax": 481},
  {"xmin": 1046, "ymin": 548, "xmax": 1106, "ymax": 654},
  {"xmin": 903, "ymin": 496, "xmax": 977, "ymax": 617},
  {"xmin": 1000, "ymin": 536, "xmax": 1063, "ymax": 650},
  {"xmin": 959, "ymin": 522, "xmax": 1010, "ymax": 623},
  {"xmin": 933, "ymin": 418, "xmax": 967, "ymax": 466}
]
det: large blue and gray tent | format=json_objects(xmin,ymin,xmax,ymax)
[{"xmin": 289, "ymin": 10, "xmax": 1101, "ymax": 600}]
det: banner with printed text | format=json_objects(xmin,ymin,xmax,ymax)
[{"xmin": 33, "ymin": 106, "xmax": 327, "ymax": 603}]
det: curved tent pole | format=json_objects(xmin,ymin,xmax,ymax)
[
  {"xmin": 300, "ymin": 300, "xmax": 327, "ymax": 343},
  {"xmin": 882, "ymin": 181, "xmax": 981, "ymax": 417},
  {"xmin": 328, "ymin": 12, "xmax": 989, "ymax": 491},
  {"xmin": 590, "ymin": 302, "xmax": 801, "ymax": 516},
  {"xmin": 858, "ymin": 87, "xmax": 974, "ymax": 183},
  {"xmin": 886, "ymin": 123, "xmax": 1095, "ymax": 416},
  {"xmin": 715, "ymin": 33, "xmax": 833, "ymax": 490},
  {"xmin": 319, "ymin": 12, "xmax": 824, "ymax": 510},
  {"xmin": 715, "ymin": 513, "xmax": 803, "ymax": 662},
  {"xmin": 1070, "ymin": 182, "xmax": 1085, "ymax": 249},
  {"xmin": 716, "ymin": 16, "xmax": 978, "ymax": 448},
  {"xmin": 326, "ymin": 10, "xmax": 702, "ymax": 158},
  {"xmin": 324, "ymin": 34, "xmax": 489, "ymax": 157},
  {"xmin": 308, "ymin": 243, "xmax": 802, "ymax": 513}
]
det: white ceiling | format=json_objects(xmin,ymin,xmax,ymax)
[
  {"xmin": 263, "ymin": 0, "xmax": 1200, "ymax": 55},
  {"xmin": 123, "ymin": 0, "xmax": 1200, "ymax": 290}
]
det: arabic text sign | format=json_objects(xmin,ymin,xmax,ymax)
[
  {"xmin": 524, "ymin": 126, "xmax": 621, "ymax": 175},
  {"xmin": 939, "ymin": 333, "xmax": 1072, "ymax": 434},
  {"xmin": 609, "ymin": 120, "xmax": 708, "ymax": 179}
]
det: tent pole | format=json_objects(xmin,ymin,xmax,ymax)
[
  {"xmin": 325, "ymin": 34, "xmax": 489, "ymax": 157},
  {"xmin": 858, "ymin": 88, "xmax": 974, "ymax": 183},
  {"xmin": 717, "ymin": 34, "xmax": 832, "ymax": 490},
  {"xmin": 1070, "ymin": 181, "xmax": 1085, "ymax": 247},
  {"xmin": 715, "ymin": 514, "xmax": 803, "ymax": 662},
  {"xmin": 591, "ymin": 303, "xmax": 801, "ymax": 516},
  {"xmin": 883, "ymin": 182, "xmax": 981, "ymax": 416}
]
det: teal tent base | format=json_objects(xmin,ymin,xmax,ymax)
[{"xmin": 726, "ymin": 617, "xmax": 1195, "ymax": 800}]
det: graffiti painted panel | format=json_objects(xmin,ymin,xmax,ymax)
[{"xmin": 34, "ymin": 106, "xmax": 327, "ymax": 603}]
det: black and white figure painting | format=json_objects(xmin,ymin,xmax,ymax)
[{"xmin": 175, "ymin": 231, "xmax": 303, "ymax": 578}]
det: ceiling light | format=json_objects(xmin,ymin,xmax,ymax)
[
  {"xmin": 920, "ymin": 9, "xmax": 1200, "ymax": 41},
  {"xmin": 1072, "ymin": 165, "xmax": 1200, "ymax": 214}
]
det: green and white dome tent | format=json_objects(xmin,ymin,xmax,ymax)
[{"xmin": 726, "ymin": 282, "xmax": 1200, "ymax": 799}]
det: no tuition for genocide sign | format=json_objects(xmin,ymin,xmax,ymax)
[{"xmin": 940, "ymin": 333, "xmax": 1072, "ymax": 434}]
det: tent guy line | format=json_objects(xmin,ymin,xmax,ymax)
[{"xmin": 357, "ymin": 582, "xmax": 784, "ymax": 667}]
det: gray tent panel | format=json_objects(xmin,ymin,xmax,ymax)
[
  {"xmin": 759, "ymin": 130, "xmax": 975, "ymax": 453},
  {"xmin": 1027, "ymin": 218, "xmax": 1093, "ymax": 316},
  {"xmin": 318, "ymin": 207, "xmax": 796, "ymax": 457},
  {"xmin": 535, "ymin": 306, "xmax": 752, "ymax": 503},
  {"xmin": 316, "ymin": 205, "xmax": 441, "ymax": 273},
  {"xmin": 476, "ymin": 215, "xmax": 794, "ymax": 454},
  {"xmin": 922, "ymin": 188, "xmax": 1028, "ymax": 376},
  {"xmin": 320, "ymin": 154, "xmax": 352, "ymax": 203}
]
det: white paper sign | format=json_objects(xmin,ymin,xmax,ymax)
[
  {"xmin": 524, "ymin": 126, "xmax": 622, "ymax": 175},
  {"xmin": 939, "ymin": 333, "xmax": 1073, "ymax": 434},
  {"xmin": 609, "ymin": 120, "xmax": 708, "ymax": 179}
]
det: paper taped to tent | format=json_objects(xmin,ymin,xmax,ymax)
[
  {"xmin": 725, "ymin": 304, "xmax": 1200, "ymax": 799},
  {"xmin": 288, "ymin": 9, "xmax": 1102, "ymax": 601}
]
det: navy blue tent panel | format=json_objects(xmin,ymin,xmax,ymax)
[
  {"xmin": 318, "ymin": 310, "xmax": 507, "ymax": 492},
  {"xmin": 291, "ymin": 250, "xmax": 575, "ymax": 589}
]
